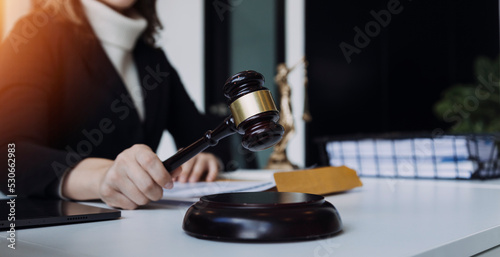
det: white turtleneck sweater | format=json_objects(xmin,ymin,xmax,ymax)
[{"xmin": 81, "ymin": 0, "xmax": 147, "ymax": 121}]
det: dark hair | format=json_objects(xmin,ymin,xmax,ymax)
[{"xmin": 31, "ymin": 0, "xmax": 162, "ymax": 46}]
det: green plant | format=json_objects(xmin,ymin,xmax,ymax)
[{"xmin": 434, "ymin": 56, "xmax": 500, "ymax": 133}]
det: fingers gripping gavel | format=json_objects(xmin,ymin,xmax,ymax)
[{"xmin": 162, "ymin": 70, "xmax": 285, "ymax": 172}]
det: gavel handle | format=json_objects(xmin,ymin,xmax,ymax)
[{"xmin": 162, "ymin": 116, "xmax": 239, "ymax": 172}]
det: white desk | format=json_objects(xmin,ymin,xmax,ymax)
[{"xmin": 1, "ymin": 177, "xmax": 500, "ymax": 257}]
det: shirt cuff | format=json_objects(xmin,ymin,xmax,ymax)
[{"xmin": 57, "ymin": 169, "xmax": 71, "ymax": 201}]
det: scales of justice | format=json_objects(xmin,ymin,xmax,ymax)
[{"xmin": 266, "ymin": 57, "xmax": 311, "ymax": 170}]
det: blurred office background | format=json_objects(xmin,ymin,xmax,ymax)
[{"xmin": 1, "ymin": 0, "xmax": 498, "ymax": 169}]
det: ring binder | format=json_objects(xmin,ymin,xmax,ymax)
[{"xmin": 317, "ymin": 132, "xmax": 500, "ymax": 180}]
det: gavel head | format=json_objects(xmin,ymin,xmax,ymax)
[{"xmin": 223, "ymin": 70, "xmax": 285, "ymax": 151}]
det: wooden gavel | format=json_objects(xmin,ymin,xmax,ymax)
[{"xmin": 162, "ymin": 70, "xmax": 285, "ymax": 172}]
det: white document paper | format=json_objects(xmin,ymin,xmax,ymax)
[{"xmin": 161, "ymin": 180, "xmax": 276, "ymax": 202}]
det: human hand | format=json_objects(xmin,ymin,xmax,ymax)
[
  {"xmin": 174, "ymin": 152, "xmax": 220, "ymax": 183},
  {"xmin": 99, "ymin": 144, "xmax": 181, "ymax": 209}
]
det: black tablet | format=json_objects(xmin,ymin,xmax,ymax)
[{"xmin": 0, "ymin": 198, "xmax": 121, "ymax": 230}]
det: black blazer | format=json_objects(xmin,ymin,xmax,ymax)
[{"xmin": 0, "ymin": 12, "xmax": 225, "ymax": 197}]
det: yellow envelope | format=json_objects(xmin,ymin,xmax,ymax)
[{"xmin": 273, "ymin": 166, "xmax": 363, "ymax": 195}]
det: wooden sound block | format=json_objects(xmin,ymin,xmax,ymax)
[{"xmin": 182, "ymin": 192, "xmax": 343, "ymax": 242}]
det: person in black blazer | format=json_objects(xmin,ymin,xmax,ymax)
[{"xmin": 0, "ymin": 0, "xmax": 226, "ymax": 209}]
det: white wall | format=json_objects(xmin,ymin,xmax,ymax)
[
  {"xmin": 156, "ymin": 0, "xmax": 204, "ymax": 112},
  {"xmin": 155, "ymin": 0, "xmax": 205, "ymax": 160},
  {"xmin": 286, "ymin": 0, "xmax": 306, "ymax": 168}
]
